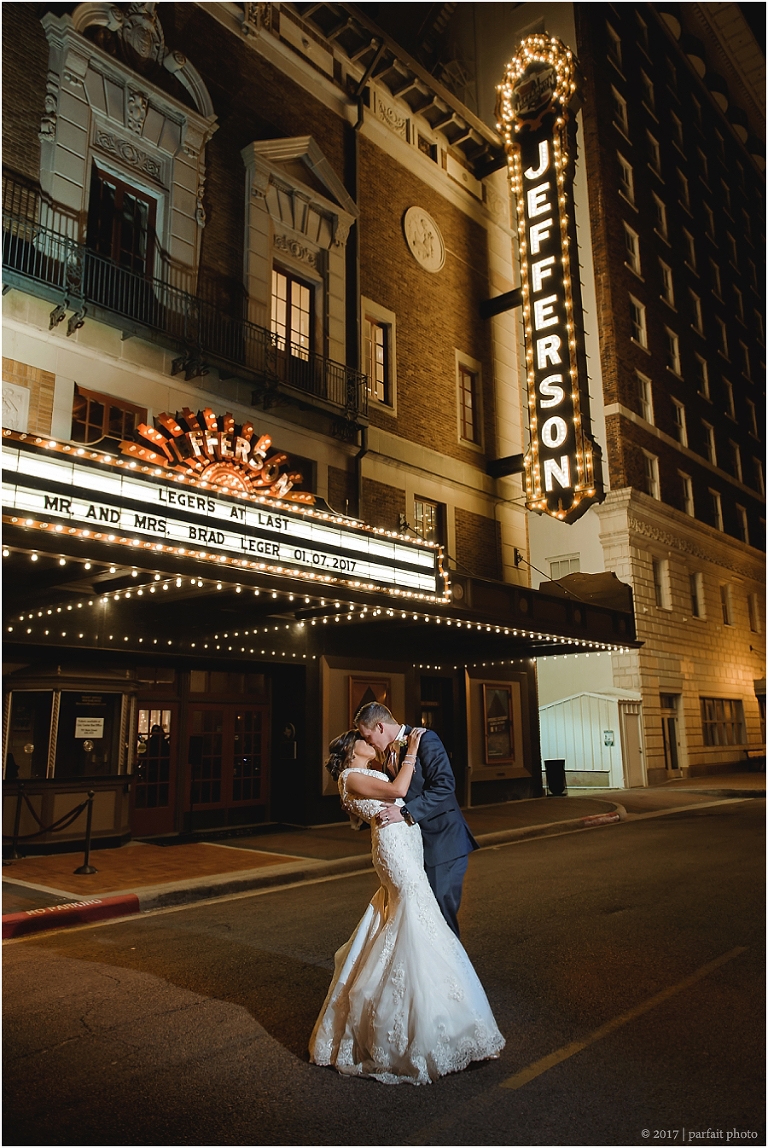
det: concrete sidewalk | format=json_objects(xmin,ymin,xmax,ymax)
[{"xmin": 3, "ymin": 773, "xmax": 763, "ymax": 939}]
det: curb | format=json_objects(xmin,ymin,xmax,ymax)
[
  {"xmin": 2, "ymin": 803, "xmax": 624, "ymax": 938},
  {"xmin": 2, "ymin": 893, "xmax": 140, "ymax": 939}
]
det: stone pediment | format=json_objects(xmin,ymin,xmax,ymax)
[{"xmin": 244, "ymin": 137, "xmax": 357, "ymax": 219}]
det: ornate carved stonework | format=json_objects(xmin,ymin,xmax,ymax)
[
  {"xmin": 39, "ymin": 72, "xmax": 59, "ymax": 143},
  {"xmin": 375, "ymin": 95, "xmax": 407, "ymax": 139},
  {"xmin": 403, "ymin": 206, "xmax": 445, "ymax": 273},
  {"xmin": 242, "ymin": 4, "xmax": 273, "ymax": 35},
  {"xmin": 627, "ymin": 515, "xmax": 760, "ymax": 579},
  {"xmin": 126, "ymin": 89, "xmax": 148, "ymax": 134},
  {"xmin": 94, "ymin": 128, "xmax": 164, "ymax": 183},
  {"xmin": 116, "ymin": 3, "xmax": 166, "ymax": 74},
  {"xmin": 274, "ymin": 232, "xmax": 317, "ymax": 268}
]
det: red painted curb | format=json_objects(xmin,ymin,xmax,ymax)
[
  {"xmin": 580, "ymin": 812, "xmax": 621, "ymax": 828},
  {"xmin": 2, "ymin": 894, "xmax": 140, "ymax": 939}
]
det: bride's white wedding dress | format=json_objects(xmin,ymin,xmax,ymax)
[{"xmin": 309, "ymin": 767, "xmax": 505, "ymax": 1085}]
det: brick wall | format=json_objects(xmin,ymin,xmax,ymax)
[
  {"xmin": 455, "ymin": 507, "xmax": 502, "ymax": 581},
  {"xmin": 2, "ymin": 5, "xmax": 47, "ymax": 181},
  {"xmin": 3, "ymin": 358, "xmax": 55, "ymax": 435},
  {"xmin": 327, "ymin": 464, "xmax": 356, "ymax": 517},
  {"xmin": 361, "ymin": 477, "xmax": 405, "ymax": 532},
  {"xmin": 358, "ymin": 136, "xmax": 496, "ymax": 469}
]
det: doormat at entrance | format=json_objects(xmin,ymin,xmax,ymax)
[{"xmin": 1, "ymin": 842, "xmax": 306, "ymax": 897}]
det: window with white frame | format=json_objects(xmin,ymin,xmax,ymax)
[
  {"xmin": 644, "ymin": 452, "xmax": 660, "ymax": 499},
  {"xmin": 754, "ymin": 458, "xmax": 765, "ymax": 495},
  {"xmin": 641, "ymin": 71, "xmax": 655, "ymax": 112},
  {"xmin": 630, "ymin": 296, "xmax": 648, "ymax": 347},
  {"xmin": 689, "ymin": 570, "xmax": 705, "ymax": 618},
  {"xmin": 548, "ymin": 554, "xmax": 580, "ymax": 579},
  {"xmin": 659, "ymin": 260, "xmax": 675, "ymax": 307},
  {"xmin": 720, "ymin": 582, "xmax": 733, "ymax": 625},
  {"xmin": 636, "ymin": 12, "xmax": 649, "ymax": 51},
  {"xmin": 680, "ymin": 471, "xmax": 695, "ymax": 516},
  {"xmin": 697, "ymin": 147, "xmax": 709, "ymax": 184},
  {"xmin": 456, "ymin": 353, "xmax": 483, "ymax": 447},
  {"xmin": 739, "ymin": 340, "xmax": 752, "ymax": 379},
  {"xmin": 676, "ymin": 169, "xmax": 690, "ymax": 210},
  {"xmin": 695, "ymin": 355, "xmax": 710, "ymax": 399},
  {"xmin": 612, "ymin": 87, "xmax": 629, "ymax": 135},
  {"xmin": 730, "ymin": 440, "xmax": 743, "ymax": 483},
  {"xmin": 652, "ymin": 557, "xmax": 670, "ymax": 608},
  {"xmin": 671, "ymin": 113, "xmax": 684, "ymax": 150},
  {"xmin": 690, "ymin": 290, "xmax": 703, "ymax": 334},
  {"xmin": 709, "ymin": 259, "xmax": 723, "ymax": 298},
  {"xmin": 746, "ymin": 398, "xmax": 759, "ymax": 438},
  {"xmin": 665, "ymin": 329, "xmax": 681, "ymax": 375},
  {"xmin": 701, "ymin": 697, "xmax": 745, "ymax": 746},
  {"xmin": 702, "ymin": 422, "xmax": 717, "ymax": 466},
  {"xmin": 748, "ymin": 592, "xmax": 761, "ymax": 633},
  {"xmin": 607, "ymin": 22, "xmax": 622, "ymax": 68},
  {"xmin": 617, "ymin": 153, "xmax": 635, "ymax": 204},
  {"xmin": 636, "ymin": 371, "xmax": 654, "ymax": 423},
  {"xmin": 703, "ymin": 203, "xmax": 716, "ymax": 241},
  {"xmin": 271, "ymin": 267, "xmax": 313, "ymax": 360},
  {"xmin": 653, "ymin": 194, "xmax": 668, "ymax": 240},
  {"xmin": 723, "ymin": 378, "xmax": 735, "ymax": 419},
  {"xmin": 726, "ymin": 232, "xmax": 738, "ymax": 268},
  {"xmin": 736, "ymin": 504, "xmax": 749, "ymax": 545},
  {"xmin": 623, "ymin": 224, "xmax": 641, "ymax": 274},
  {"xmin": 716, "ymin": 317, "xmax": 729, "ymax": 358},
  {"xmin": 647, "ymin": 132, "xmax": 662, "ymax": 176},
  {"xmin": 361, "ymin": 297, "xmax": 397, "ymax": 409},
  {"xmin": 747, "ymin": 258, "xmax": 758, "ymax": 290},
  {"xmin": 683, "ymin": 229, "xmax": 697, "ymax": 271},
  {"xmin": 710, "ymin": 489, "xmax": 724, "ymax": 531},
  {"xmin": 672, "ymin": 398, "xmax": 688, "ymax": 446},
  {"xmin": 733, "ymin": 285, "xmax": 744, "ymax": 322},
  {"xmin": 754, "ymin": 310, "xmax": 764, "ymax": 344},
  {"xmin": 413, "ymin": 496, "xmax": 445, "ymax": 546}
]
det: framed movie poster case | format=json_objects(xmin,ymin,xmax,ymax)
[
  {"xmin": 482, "ymin": 683, "xmax": 514, "ymax": 765},
  {"xmin": 349, "ymin": 676, "xmax": 391, "ymax": 727}
]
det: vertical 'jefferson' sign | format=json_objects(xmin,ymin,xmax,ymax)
[{"xmin": 497, "ymin": 35, "xmax": 604, "ymax": 523}]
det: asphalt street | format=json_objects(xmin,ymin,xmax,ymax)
[{"xmin": 3, "ymin": 800, "xmax": 765, "ymax": 1147}]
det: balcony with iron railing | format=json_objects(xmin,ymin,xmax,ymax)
[{"xmin": 2, "ymin": 171, "xmax": 368, "ymax": 425}]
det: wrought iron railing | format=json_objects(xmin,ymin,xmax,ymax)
[{"xmin": 2, "ymin": 172, "xmax": 368, "ymax": 421}]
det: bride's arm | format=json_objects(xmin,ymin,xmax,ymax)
[{"xmin": 344, "ymin": 757, "xmax": 416, "ymax": 800}]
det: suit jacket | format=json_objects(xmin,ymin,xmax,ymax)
[{"xmin": 399, "ymin": 726, "xmax": 478, "ymax": 868}]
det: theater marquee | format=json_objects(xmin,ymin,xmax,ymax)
[
  {"xmin": 497, "ymin": 35, "xmax": 604, "ymax": 524},
  {"xmin": 2, "ymin": 422, "xmax": 445, "ymax": 599}
]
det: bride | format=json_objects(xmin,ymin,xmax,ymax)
[{"xmin": 309, "ymin": 728, "xmax": 505, "ymax": 1085}]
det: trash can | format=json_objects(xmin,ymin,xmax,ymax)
[{"xmin": 544, "ymin": 759, "xmax": 567, "ymax": 796}]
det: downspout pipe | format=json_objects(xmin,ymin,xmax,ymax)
[{"xmin": 349, "ymin": 41, "xmax": 385, "ymax": 518}]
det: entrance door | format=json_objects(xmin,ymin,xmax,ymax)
[
  {"xmin": 187, "ymin": 704, "xmax": 269, "ymax": 828},
  {"xmin": 619, "ymin": 703, "xmax": 645, "ymax": 787},
  {"xmin": 131, "ymin": 704, "xmax": 177, "ymax": 837},
  {"xmin": 660, "ymin": 694, "xmax": 682, "ymax": 775}
]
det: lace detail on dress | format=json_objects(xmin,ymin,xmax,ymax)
[{"xmin": 309, "ymin": 768, "xmax": 505, "ymax": 1085}]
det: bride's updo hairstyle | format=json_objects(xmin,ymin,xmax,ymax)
[{"xmin": 325, "ymin": 729, "xmax": 358, "ymax": 781}]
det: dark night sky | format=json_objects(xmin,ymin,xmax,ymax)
[{"xmin": 738, "ymin": 3, "xmax": 766, "ymax": 53}]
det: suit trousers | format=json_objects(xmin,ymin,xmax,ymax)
[{"xmin": 424, "ymin": 853, "xmax": 469, "ymax": 938}]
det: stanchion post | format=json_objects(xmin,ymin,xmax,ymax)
[
  {"xmin": 10, "ymin": 783, "xmax": 24, "ymax": 860},
  {"xmin": 74, "ymin": 790, "xmax": 98, "ymax": 875}
]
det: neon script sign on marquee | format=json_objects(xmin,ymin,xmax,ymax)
[
  {"xmin": 497, "ymin": 35, "xmax": 604, "ymax": 523},
  {"xmin": 120, "ymin": 407, "xmax": 311, "ymax": 503}
]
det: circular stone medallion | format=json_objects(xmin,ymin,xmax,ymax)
[{"xmin": 403, "ymin": 206, "xmax": 445, "ymax": 273}]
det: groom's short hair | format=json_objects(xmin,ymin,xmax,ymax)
[{"xmin": 355, "ymin": 701, "xmax": 394, "ymax": 728}]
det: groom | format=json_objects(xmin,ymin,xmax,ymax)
[{"xmin": 355, "ymin": 701, "xmax": 477, "ymax": 937}]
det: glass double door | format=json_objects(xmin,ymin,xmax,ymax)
[{"xmin": 188, "ymin": 704, "xmax": 269, "ymax": 824}]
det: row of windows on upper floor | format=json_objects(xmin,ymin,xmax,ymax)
[
  {"xmin": 605, "ymin": 10, "xmax": 763, "ymax": 196},
  {"xmin": 640, "ymin": 449, "xmax": 761, "ymax": 547},
  {"xmin": 615, "ymin": 139, "xmax": 764, "ymax": 277},
  {"xmin": 624, "ymin": 226, "xmax": 765, "ymax": 352},
  {"xmin": 633, "ymin": 368, "xmax": 764, "ymax": 483},
  {"xmin": 628, "ymin": 295, "xmax": 764, "ymax": 421},
  {"xmin": 649, "ymin": 554, "xmax": 762, "ymax": 636}
]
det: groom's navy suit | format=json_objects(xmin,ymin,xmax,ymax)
[{"xmin": 399, "ymin": 725, "xmax": 477, "ymax": 937}]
